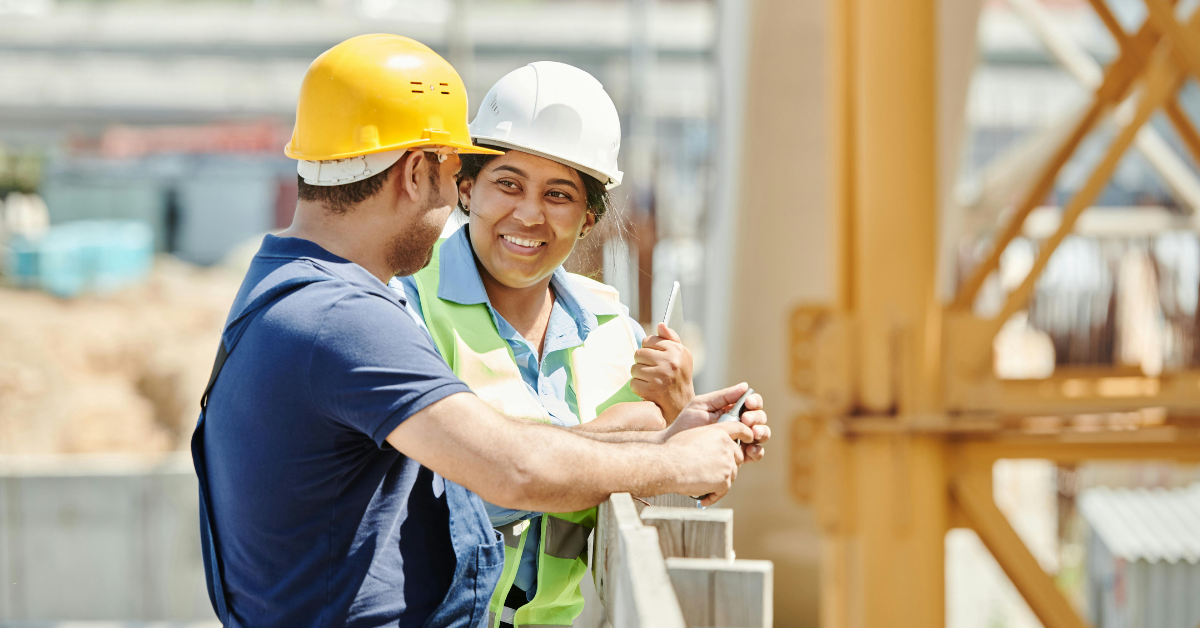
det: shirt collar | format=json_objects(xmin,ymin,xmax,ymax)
[
  {"xmin": 436, "ymin": 226, "xmax": 492, "ymax": 306},
  {"xmin": 437, "ymin": 226, "xmax": 622, "ymax": 338},
  {"xmin": 256, "ymin": 234, "xmax": 403, "ymax": 303}
]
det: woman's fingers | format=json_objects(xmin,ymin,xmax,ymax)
[{"xmin": 633, "ymin": 348, "xmax": 658, "ymax": 367}]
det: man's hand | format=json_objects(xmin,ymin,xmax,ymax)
[
  {"xmin": 631, "ymin": 323, "xmax": 696, "ymax": 423},
  {"xmin": 662, "ymin": 422, "xmax": 750, "ymax": 506},
  {"xmin": 387, "ymin": 384, "xmax": 762, "ymax": 513},
  {"xmin": 664, "ymin": 384, "xmax": 771, "ymax": 462}
]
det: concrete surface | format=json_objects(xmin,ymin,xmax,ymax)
[{"xmin": 0, "ymin": 454, "xmax": 214, "ymax": 623}]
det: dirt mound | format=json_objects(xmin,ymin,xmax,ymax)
[{"xmin": 0, "ymin": 256, "xmax": 242, "ymax": 454}]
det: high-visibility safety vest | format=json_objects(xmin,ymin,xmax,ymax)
[{"xmin": 411, "ymin": 238, "xmax": 641, "ymax": 628}]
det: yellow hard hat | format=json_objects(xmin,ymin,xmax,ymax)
[{"xmin": 284, "ymin": 34, "xmax": 500, "ymax": 166}]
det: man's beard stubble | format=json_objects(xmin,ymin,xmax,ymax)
[{"xmin": 387, "ymin": 171, "xmax": 447, "ymax": 277}]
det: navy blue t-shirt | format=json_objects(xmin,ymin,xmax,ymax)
[{"xmin": 203, "ymin": 235, "xmax": 474, "ymax": 627}]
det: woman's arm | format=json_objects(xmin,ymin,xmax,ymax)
[{"xmin": 571, "ymin": 401, "xmax": 666, "ymax": 437}]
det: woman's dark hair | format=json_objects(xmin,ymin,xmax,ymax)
[{"xmin": 457, "ymin": 151, "xmax": 613, "ymax": 222}]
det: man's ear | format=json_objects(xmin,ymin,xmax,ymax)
[
  {"xmin": 395, "ymin": 150, "xmax": 426, "ymax": 203},
  {"xmin": 458, "ymin": 176, "xmax": 475, "ymax": 212}
]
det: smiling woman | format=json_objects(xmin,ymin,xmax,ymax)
[
  {"xmin": 388, "ymin": 61, "xmax": 700, "ymax": 628},
  {"xmin": 458, "ymin": 150, "xmax": 607, "ymax": 293}
]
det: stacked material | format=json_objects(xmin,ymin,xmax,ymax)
[
  {"xmin": 0, "ymin": 256, "xmax": 241, "ymax": 454},
  {"xmin": 8, "ymin": 220, "xmax": 154, "ymax": 298}
]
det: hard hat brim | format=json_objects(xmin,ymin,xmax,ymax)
[
  {"xmin": 473, "ymin": 138, "xmax": 622, "ymax": 190},
  {"xmin": 284, "ymin": 138, "xmax": 501, "ymax": 161}
]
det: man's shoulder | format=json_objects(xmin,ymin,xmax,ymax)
[
  {"xmin": 229, "ymin": 258, "xmax": 407, "ymax": 347},
  {"xmin": 243, "ymin": 257, "xmax": 397, "ymax": 310}
]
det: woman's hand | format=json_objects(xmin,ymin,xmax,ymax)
[{"xmin": 630, "ymin": 323, "xmax": 696, "ymax": 423}]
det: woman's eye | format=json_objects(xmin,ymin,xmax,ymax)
[
  {"xmin": 547, "ymin": 190, "xmax": 570, "ymax": 199},
  {"xmin": 497, "ymin": 180, "xmax": 517, "ymax": 189}
]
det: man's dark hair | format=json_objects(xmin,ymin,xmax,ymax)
[
  {"xmin": 457, "ymin": 151, "xmax": 612, "ymax": 222},
  {"xmin": 297, "ymin": 156, "xmax": 442, "ymax": 215},
  {"xmin": 297, "ymin": 163, "xmax": 396, "ymax": 215}
]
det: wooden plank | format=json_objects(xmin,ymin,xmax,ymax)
[
  {"xmin": 639, "ymin": 506, "xmax": 734, "ymax": 559},
  {"xmin": 664, "ymin": 561, "xmax": 713, "ymax": 626},
  {"xmin": 665, "ymin": 558, "xmax": 774, "ymax": 628},
  {"xmin": 593, "ymin": 492, "xmax": 642, "ymax": 608},
  {"xmin": 593, "ymin": 493, "xmax": 686, "ymax": 627},
  {"xmin": 638, "ymin": 493, "xmax": 696, "ymax": 510},
  {"xmin": 592, "ymin": 495, "xmax": 616, "ymax": 606},
  {"xmin": 952, "ymin": 473, "xmax": 1092, "ymax": 628},
  {"xmin": 615, "ymin": 527, "xmax": 687, "ymax": 628}
]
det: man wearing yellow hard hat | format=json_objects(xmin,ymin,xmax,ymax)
[{"xmin": 191, "ymin": 34, "xmax": 758, "ymax": 627}]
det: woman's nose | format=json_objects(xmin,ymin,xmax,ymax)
[{"xmin": 512, "ymin": 199, "xmax": 545, "ymax": 227}]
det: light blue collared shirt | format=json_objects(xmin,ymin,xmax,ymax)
[{"xmin": 389, "ymin": 225, "xmax": 645, "ymax": 595}]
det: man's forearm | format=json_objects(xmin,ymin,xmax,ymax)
[
  {"xmin": 389, "ymin": 393, "xmax": 685, "ymax": 512},
  {"xmin": 506, "ymin": 421, "xmax": 680, "ymax": 509}
]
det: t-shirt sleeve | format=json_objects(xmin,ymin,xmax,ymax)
[{"xmin": 308, "ymin": 292, "xmax": 472, "ymax": 448}]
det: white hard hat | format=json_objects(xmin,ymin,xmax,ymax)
[{"xmin": 469, "ymin": 61, "xmax": 624, "ymax": 190}]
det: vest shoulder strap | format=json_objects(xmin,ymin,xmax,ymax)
[
  {"xmin": 412, "ymin": 240, "xmax": 551, "ymax": 423},
  {"xmin": 412, "ymin": 240, "xmax": 512, "ymax": 367},
  {"xmin": 564, "ymin": 272, "xmax": 622, "ymax": 310}
]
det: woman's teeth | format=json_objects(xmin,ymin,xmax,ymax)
[{"xmin": 503, "ymin": 235, "xmax": 545, "ymax": 248}]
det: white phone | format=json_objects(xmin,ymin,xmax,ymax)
[{"xmin": 661, "ymin": 281, "xmax": 683, "ymax": 331}]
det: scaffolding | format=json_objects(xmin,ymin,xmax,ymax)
[{"xmin": 794, "ymin": 0, "xmax": 1200, "ymax": 626}]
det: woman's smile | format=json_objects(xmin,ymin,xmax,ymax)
[{"xmin": 500, "ymin": 234, "xmax": 547, "ymax": 255}]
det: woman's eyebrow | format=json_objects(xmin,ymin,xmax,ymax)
[
  {"xmin": 546, "ymin": 178, "xmax": 580, "ymax": 191},
  {"xmin": 491, "ymin": 165, "xmax": 528, "ymax": 178}
]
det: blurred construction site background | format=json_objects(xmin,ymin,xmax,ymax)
[{"xmin": 3, "ymin": 0, "xmax": 1200, "ymax": 626}]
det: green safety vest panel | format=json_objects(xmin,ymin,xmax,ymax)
[{"xmin": 411, "ymin": 239, "xmax": 642, "ymax": 627}]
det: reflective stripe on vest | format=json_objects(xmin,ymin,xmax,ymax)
[{"xmin": 410, "ymin": 239, "xmax": 638, "ymax": 627}]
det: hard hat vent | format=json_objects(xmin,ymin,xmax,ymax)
[{"xmin": 488, "ymin": 96, "xmax": 500, "ymax": 115}]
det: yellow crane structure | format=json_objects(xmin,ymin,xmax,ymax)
[{"xmin": 757, "ymin": 0, "xmax": 1200, "ymax": 626}]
